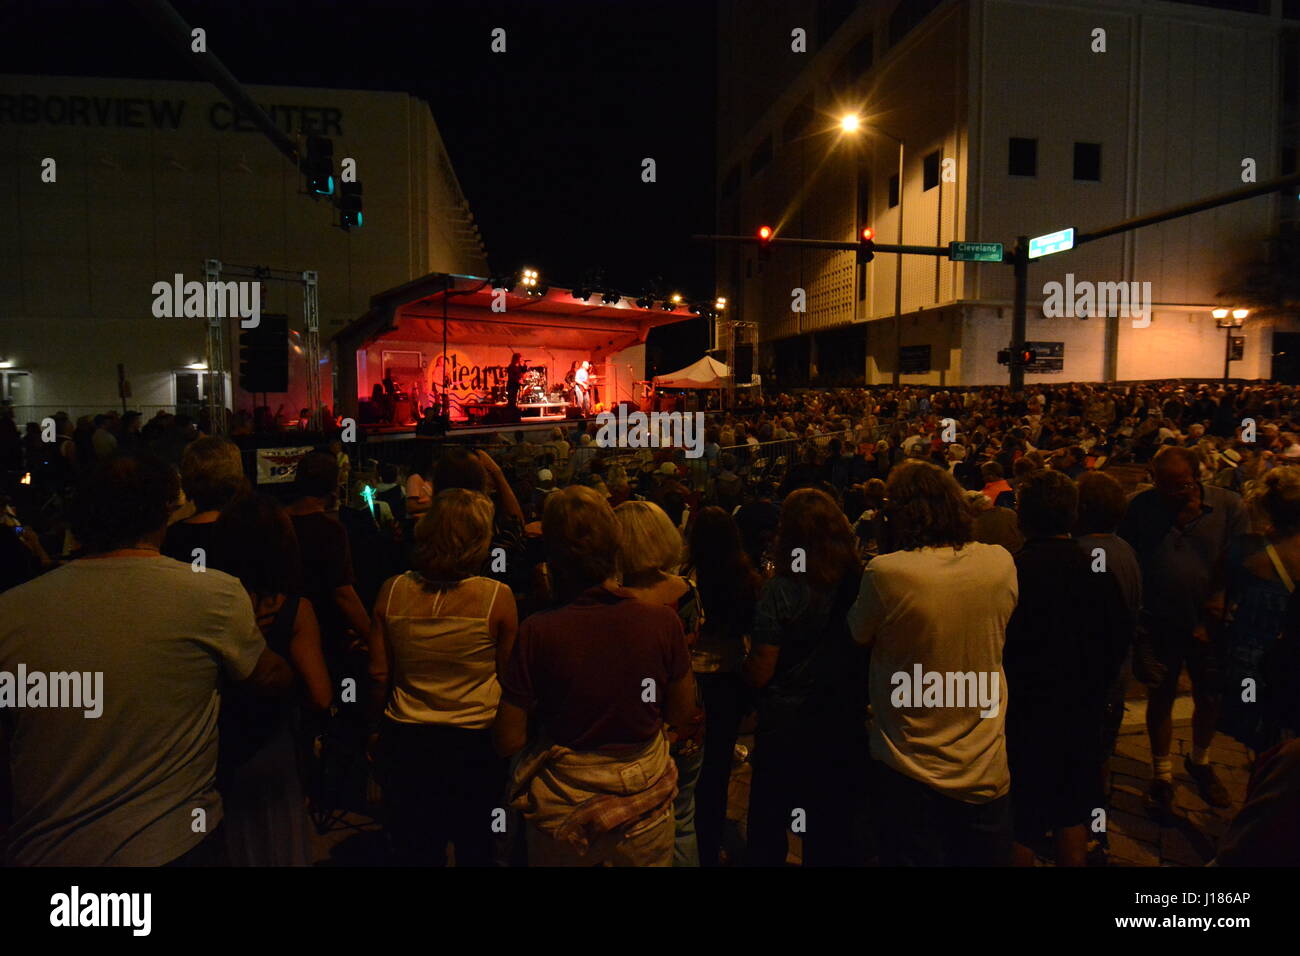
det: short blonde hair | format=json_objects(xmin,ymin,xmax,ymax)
[
  {"xmin": 614, "ymin": 500, "xmax": 682, "ymax": 576},
  {"xmin": 412, "ymin": 489, "xmax": 494, "ymax": 580}
]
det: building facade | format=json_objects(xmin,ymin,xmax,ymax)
[
  {"xmin": 716, "ymin": 0, "xmax": 1300, "ymax": 387},
  {"xmin": 0, "ymin": 74, "xmax": 488, "ymax": 421}
]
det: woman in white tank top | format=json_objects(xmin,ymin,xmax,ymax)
[{"xmin": 369, "ymin": 489, "xmax": 518, "ymax": 866}]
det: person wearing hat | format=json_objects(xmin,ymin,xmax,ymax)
[
  {"xmin": 1212, "ymin": 447, "xmax": 1244, "ymax": 492},
  {"xmin": 531, "ymin": 468, "xmax": 558, "ymax": 519}
]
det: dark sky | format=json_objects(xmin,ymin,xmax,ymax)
[{"xmin": 1, "ymin": 0, "xmax": 717, "ymax": 369}]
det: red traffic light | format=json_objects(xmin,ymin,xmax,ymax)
[
  {"xmin": 757, "ymin": 225, "xmax": 773, "ymax": 241},
  {"xmin": 860, "ymin": 226, "xmax": 874, "ymax": 241}
]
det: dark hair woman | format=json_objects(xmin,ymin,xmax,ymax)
[
  {"xmin": 743, "ymin": 488, "xmax": 868, "ymax": 866},
  {"xmin": 686, "ymin": 507, "xmax": 761, "ymax": 866},
  {"xmin": 210, "ymin": 492, "xmax": 333, "ymax": 866}
]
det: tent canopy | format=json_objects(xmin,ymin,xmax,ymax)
[{"xmin": 653, "ymin": 355, "xmax": 730, "ymax": 389}]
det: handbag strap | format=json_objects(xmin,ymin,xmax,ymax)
[{"xmin": 1264, "ymin": 542, "xmax": 1296, "ymax": 594}]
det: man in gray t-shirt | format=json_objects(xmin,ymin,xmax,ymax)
[{"xmin": 0, "ymin": 454, "xmax": 290, "ymax": 866}]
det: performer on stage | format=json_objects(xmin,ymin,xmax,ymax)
[
  {"xmin": 574, "ymin": 360, "xmax": 592, "ymax": 414},
  {"xmin": 506, "ymin": 353, "xmax": 527, "ymax": 409}
]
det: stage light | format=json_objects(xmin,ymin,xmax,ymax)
[
  {"xmin": 715, "ymin": 297, "xmax": 727, "ymax": 311},
  {"xmin": 602, "ymin": 291, "xmax": 621, "ymax": 305},
  {"xmin": 490, "ymin": 274, "xmax": 513, "ymax": 291},
  {"xmin": 636, "ymin": 294, "xmax": 655, "ymax": 308},
  {"xmin": 573, "ymin": 287, "xmax": 592, "ymax": 301},
  {"xmin": 520, "ymin": 268, "xmax": 539, "ymax": 288},
  {"xmin": 840, "ymin": 114, "xmax": 861, "ymax": 133},
  {"xmin": 661, "ymin": 300, "xmax": 674, "ymax": 311},
  {"xmin": 671, "ymin": 293, "xmax": 683, "ymax": 304}
]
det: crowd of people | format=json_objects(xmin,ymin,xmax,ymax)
[{"xmin": 1, "ymin": 377, "xmax": 1299, "ymax": 867}]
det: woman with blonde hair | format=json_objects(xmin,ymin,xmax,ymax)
[
  {"xmin": 369, "ymin": 488, "xmax": 518, "ymax": 866},
  {"xmin": 615, "ymin": 500, "xmax": 703, "ymax": 866},
  {"xmin": 1222, "ymin": 466, "xmax": 1300, "ymax": 752}
]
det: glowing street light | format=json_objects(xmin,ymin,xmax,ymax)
[
  {"xmin": 714, "ymin": 297, "xmax": 727, "ymax": 311},
  {"xmin": 840, "ymin": 113, "xmax": 861, "ymax": 133}
]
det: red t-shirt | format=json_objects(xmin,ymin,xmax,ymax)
[{"xmin": 501, "ymin": 587, "xmax": 690, "ymax": 751}]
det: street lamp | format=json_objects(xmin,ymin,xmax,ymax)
[
  {"xmin": 840, "ymin": 113, "xmax": 906, "ymax": 384},
  {"xmin": 1214, "ymin": 307, "xmax": 1249, "ymax": 385}
]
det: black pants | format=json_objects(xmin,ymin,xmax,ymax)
[
  {"xmin": 377, "ymin": 719, "xmax": 506, "ymax": 867},
  {"xmin": 746, "ymin": 722, "xmax": 869, "ymax": 867},
  {"xmin": 695, "ymin": 672, "xmax": 749, "ymax": 866},
  {"xmin": 872, "ymin": 761, "xmax": 1012, "ymax": 866}
]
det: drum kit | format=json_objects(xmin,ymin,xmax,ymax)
[{"xmin": 521, "ymin": 369, "xmax": 548, "ymax": 404}]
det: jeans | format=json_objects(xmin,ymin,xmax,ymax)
[
  {"xmin": 526, "ymin": 804, "xmax": 673, "ymax": 867},
  {"xmin": 872, "ymin": 761, "xmax": 1012, "ymax": 866},
  {"xmin": 672, "ymin": 743, "xmax": 704, "ymax": 866}
]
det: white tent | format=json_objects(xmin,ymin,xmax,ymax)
[{"xmin": 653, "ymin": 355, "xmax": 730, "ymax": 389}]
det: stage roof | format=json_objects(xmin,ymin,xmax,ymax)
[{"xmin": 336, "ymin": 273, "xmax": 698, "ymax": 354}]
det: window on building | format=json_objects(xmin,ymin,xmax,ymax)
[
  {"xmin": 0, "ymin": 369, "xmax": 31, "ymax": 405},
  {"xmin": 833, "ymin": 34, "xmax": 875, "ymax": 90},
  {"xmin": 888, "ymin": 173, "xmax": 899, "ymax": 208},
  {"xmin": 783, "ymin": 94, "xmax": 814, "ymax": 144},
  {"xmin": 1074, "ymin": 142, "xmax": 1102, "ymax": 181},
  {"xmin": 722, "ymin": 164, "xmax": 740, "ymax": 197},
  {"xmin": 818, "ymin": 0, "xmax": 858, "ymax": 45},
  {"xmin": 1164, "ymin": 0, "xmax": 1266, "ymax": 13},
  {"xmin": 888, "ymin": 0, "xmax": 944, "ymax": 49},
  {"xmin": 750, "ymin": 135, "xmax": 773, "ymax": 176},
  {"xmin": 923, "ymin": 150, "xmax": 941, "ymax": 190},
  {"xmin": 1008, "ymin": 137, "xmax": 1037, "ymax": 177}
]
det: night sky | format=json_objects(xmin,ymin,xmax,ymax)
[{"xmin": 1, "ymin": 0, "xmax": 718, "ymax": 369}]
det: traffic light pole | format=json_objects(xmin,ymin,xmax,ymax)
[{"xmin": 1010, "ymin": 237, "xmax": 1029, "ymax": 392}]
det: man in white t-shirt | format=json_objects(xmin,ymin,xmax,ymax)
[
  {"xmin": 848, "ymin": 460, "xmax": 1018, "ymax": 866},
  {"xmin": 0, "ymin": 454, "xmax": 292, "ymax": 866}
]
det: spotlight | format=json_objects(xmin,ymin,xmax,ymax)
[
  {"xmin": 490, "ymin": 274, "xmax": 514, "ymax": 291},
  {"xmin": 602, "ymin": 291, "xmax": 621, "ymax": 304},
  {"xmin": 573, "ymin": 287, "xmax": 592, "ymax": 301},
  {"xmin": 715, "ymin": 297, "xmax": 728, "ymax": 311},
  {"xmin": 520, "ymin": 267, "xmax": 539, "ymax": 288},
  {"xmin": 671, "ymin": 293, "xmax": 683, "ymax": 305},
  {"xmin": 636, "ymin": 294, "xmax": 655, "ymax": 308},
  {"xmin": 661, "ymin": 300, "xmax": 674, "ymax": 311}
]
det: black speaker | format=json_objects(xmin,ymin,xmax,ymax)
[{"xmin": 238, "ymin": 314, "xmax": 290, "ymax": 393}]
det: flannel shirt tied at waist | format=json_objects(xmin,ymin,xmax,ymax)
[{"xmin": 509, "ymin": 730, "xmax": 678, "ymax": 855}]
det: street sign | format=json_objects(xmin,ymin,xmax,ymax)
[
  {"xmin": 949, "ymin": 241, "xmax": 1004, "ymax": 262},
  {"xmin": 1028, "ymin": 227, "xmax": 1075, "ymax": 259}
]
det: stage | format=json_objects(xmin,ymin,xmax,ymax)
[{"xmin": 333, "ymin": 272, "xmax": 697, "ymax": 434}]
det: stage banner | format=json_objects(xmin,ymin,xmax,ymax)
[{"xmin": 256, "ymin": 445, "xmax": 314, "ymax": 485}]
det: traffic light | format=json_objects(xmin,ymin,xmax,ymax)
[
  {"xmin": 340, "ymin": 180, "xmax": 363, "ymax": 229},
  {"xmin": 858, "ymin": 225, "xmax": 875, "ymax": 264},
  {"xmin": 757, "ymin": 224, "xmax": 773, "ymax": 262},
  {"xmin": 997, "ymin": 348, "xmax": 1037, "ymax": 367},
  {"xmin": 300, "ymin": 136, "xmax": 335, "ymax": 197},
  {"xmin": 238, "ymin": 314, "xmax": 289, "ymax": 393}
]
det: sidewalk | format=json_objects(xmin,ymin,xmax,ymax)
[{"xmin": 722, "ymin": 692, "xmax": 1251, "ymax": 867}]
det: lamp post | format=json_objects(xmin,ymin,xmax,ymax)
[
  {"xmin": 1213, "ymin": 307, "xmax": 1249, "ymax": 386},
  {"xmin": 841, "ymin": 115, "xmax": 905, "ymax": 384}
]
